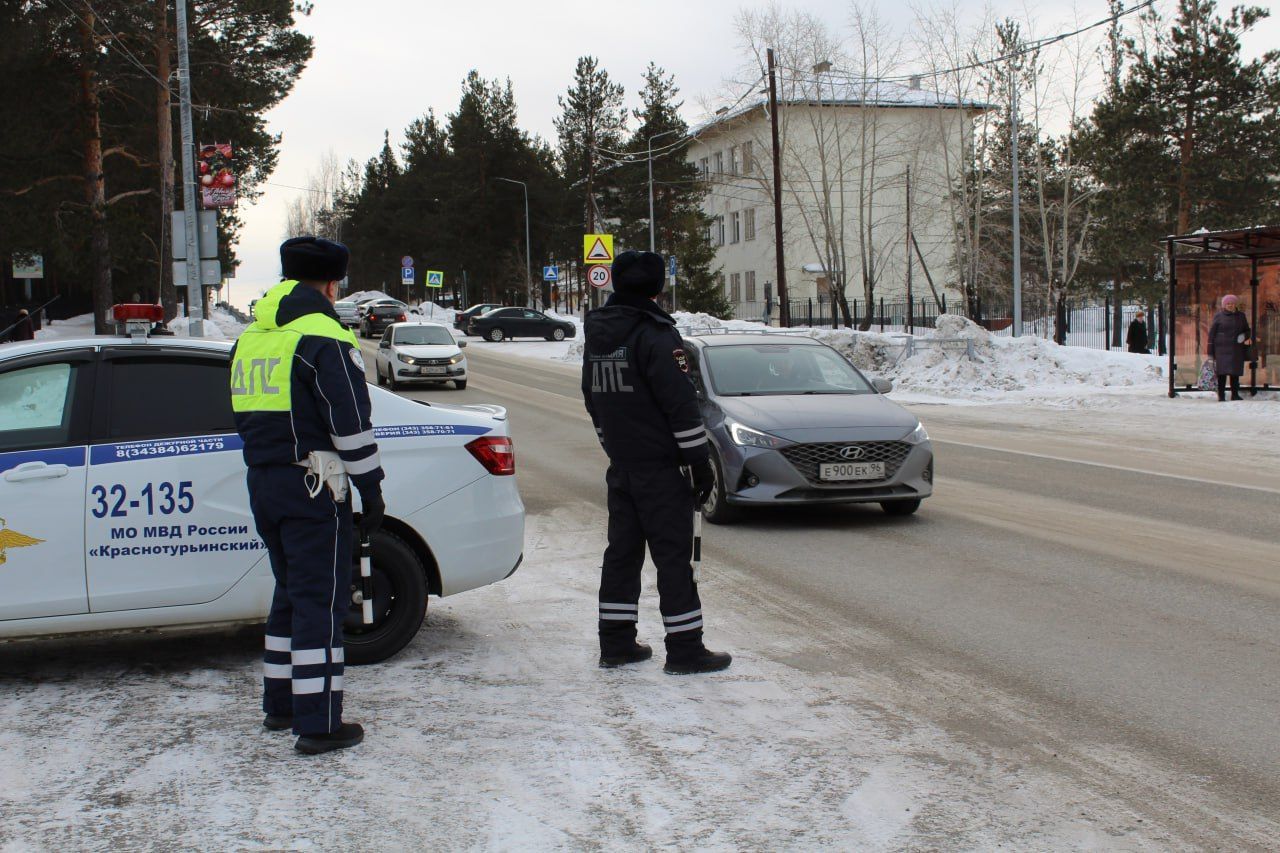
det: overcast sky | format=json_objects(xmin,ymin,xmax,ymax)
[{"xmin": 227, "ymin": 0, "xmax": 1279, "ymax": 306}]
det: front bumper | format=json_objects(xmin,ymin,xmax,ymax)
[
  {"xmin": 393, "ymin": 360, "xmax": 466, "ymax": 382},
  {"xmin": 721, "ymin": 438, "xmax": 934, "ymax": 506}
]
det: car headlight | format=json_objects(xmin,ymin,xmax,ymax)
[
  {"xmin": 448, "ymin": 353, "xmax": 465, "ymax": 365},
  {"xmin": 907, "ymin": 422, "xmax": 929, "ymax": 444},
  {"xmin": 728, "ymin": 421, "xmax": 790, "ymax": 449}
]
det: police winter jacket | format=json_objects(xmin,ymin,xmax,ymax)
[
  {"xmin": 230, "ymin": 281, "xmax": 384, "ymax": 494},
  {"xmin": 581, "ymin": 292, "xmax": 709, "ymax": 471}
]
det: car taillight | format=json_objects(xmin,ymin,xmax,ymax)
[
  {"xmin": 397, "ymin": 313, "xmax": 407, "ymax": 322},
  {"xmin": 465, "ymin": 436, "xmax": 515, "ymax": 476}
]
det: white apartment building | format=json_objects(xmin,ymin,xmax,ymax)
[{"xmin": 686, "ymin": 78, "xmax": 988, "ymax": 322}]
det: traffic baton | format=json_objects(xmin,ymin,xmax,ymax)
[
  {"xmin": 356, "ymin": 495, "xmax": 374, "ymax": 625},
  {"xmin": 692, "ymin": 508, "xmax": 704, "ymax": 584},
  {"xmin": 359, "ymin": 532, "xmax": 374, "ymax": 625}
]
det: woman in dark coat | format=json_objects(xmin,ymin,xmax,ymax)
[
  {"xmin": 1206, "ymin": 294, "xmax": 1252, "ymax": 401},
  {"xmin": 1126, "ymin": 311, "xmax": 1149, "ymax": 354}
]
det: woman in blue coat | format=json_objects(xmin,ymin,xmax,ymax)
[{"xmin": 1207, "ymin": 294, "xmax": 1252, "ymax": 401}]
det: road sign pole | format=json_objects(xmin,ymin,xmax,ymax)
[{"xmin": 175, "ymin": 0, "xmax": 203, "ymax": 337}]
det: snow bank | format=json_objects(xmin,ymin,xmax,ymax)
[
  {"xmin": 168, "ymin": 307, "xmax": 246, "ymax": 341},
  {"xmin": 812, "ymin": 314, "xmax": 1164, "ymax": 399}
]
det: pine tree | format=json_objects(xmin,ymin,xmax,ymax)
[
  {"xmin": 1080, "ymin": 0, "xmax": 1280, "ymax": 276},
  {"xmin": 554, "ymin": 56, "xmax": 626, "ymax": 236},
  {"xmin": 616, "ymin": 63, "xmax": 728, "ymax": 316}
]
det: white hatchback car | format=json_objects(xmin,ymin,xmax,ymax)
[
  {"xmin": 374, "ymin": 321, "xmax": 467, "ymax": 391},
  {"xmin": 0, "ymin": 331, "xmax": 524, "ymax": 663}
]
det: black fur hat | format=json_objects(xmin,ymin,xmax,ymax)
[
  {"xmin": 612, "ymin": 250, "xmax": 666, "ymax": 298},
  {"xmin": 280, "ymin": 236, "xmax": 349, "ymax": 282}
]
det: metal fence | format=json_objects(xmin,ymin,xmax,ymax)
[{"xmin": 729, "ymin": 296, "xmax": 1168, "ymax": 354}]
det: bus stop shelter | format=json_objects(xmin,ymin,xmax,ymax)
[{"xmin": 1164, "ymin": 226, "xmax": 1280, "ymax": 397}]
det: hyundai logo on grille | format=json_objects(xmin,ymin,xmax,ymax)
[{"xmin": 839, "ymin": 445, "xmax": 864, "ymax": 460}]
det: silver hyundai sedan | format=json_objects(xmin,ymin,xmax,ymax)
[{"xmin": 683, "ymin": 332, "xmax": 933, "ymax": 523}]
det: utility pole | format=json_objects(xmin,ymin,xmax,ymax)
[
  {"xmin": 1009, "ymin": 57, "xmax": 1022, "ymax": 337},
  {"xmin": 648, "ymin": 129, "xmax": 680, "ymax": 252},
  {"xmin": 495, "ymin": 177, "xmax": 532, "ymax": 308},
  {"xmin": 767, "ymin": 48, "xmax": 790, "ymax": 326},
  {"xmin": 175, "ymin": 0, "xmax": 203, "ymax": 337},
  {"xmin": 905, "ymin": 165, "xmax": 913, "ymax": 334}
]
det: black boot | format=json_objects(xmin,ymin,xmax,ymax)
[
  {"xmin": 600, "ymin": 640, "xmax": 652, "ymax": 668},
  {"xmin": 295, "ymin": 722, "xmax": 364, "ymax": 755},
  {"xmin": 664, "ymin": 648, "xmax": 732, "ymax": 675},
  {"xmin": 263, "ymin": 714, "xmax": 292, "ymax": 731}
]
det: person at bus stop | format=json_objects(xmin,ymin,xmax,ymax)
[
  {"xmin": 9, "ymin": 309, "xmax": 34, "ymax": 342},
  {"xmin": 581, "ymin": 249, "xmax": 731, "ymax": 675},
  {"xmin": 1207, "ymin": 294, "xmax": 1252, "ymax": 401},
  {"xmin": 1126, "ymin": 311, "xmax": 1149, "ymax": 354},
  {"xmin": 230, "ymin": 236, "xmax": 385, "ymax": 754}
]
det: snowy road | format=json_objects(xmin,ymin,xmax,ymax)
[{"xmin": 1, "ymin": 340, "xmax": 1277, "ymax": 850}]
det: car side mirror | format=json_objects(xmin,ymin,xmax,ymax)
[
  {"xmin": 872, "ymin": 377, "xmax": 893, "ymax": 394},
  {"xmin": 379, "ymin": 340, "xmax": 390, "ymax": 349},
  {"xmin": 458, "ymin": 340, "xmax": 467, "ymax": 348}
]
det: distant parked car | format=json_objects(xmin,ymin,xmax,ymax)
[
  {"xmin": 471, "ymin": 308, "xmax": 576, "ymax": 342},
  {"xmin": 335, "ymin": 300, "xmax": 361, "ymax": 328},
  {"xmin": 455, "ymin": 303, "xmax": 502, "ymax": 333},
  {"xmin": 361, "ymin": 303, "xmax": 408, "ymax": 338}
]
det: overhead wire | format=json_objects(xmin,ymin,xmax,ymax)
[{"xmin": 773, "ymin": 0, "xmax": 1156, "ymax": 87}]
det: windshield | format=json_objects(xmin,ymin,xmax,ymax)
[
  {"xmin": 393, "ymin": 325, "xmax": 454, "ymax": 346},
  {"xmin": 703, "ymin": 344, "xmax": 874, "ymax": 396},
  {"xmin": 465, "ymin": 304, "xmax": 493, "ymax": 313}
]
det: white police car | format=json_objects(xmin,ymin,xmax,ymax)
[{"xmin": 0, "ymin": 306, "xmax": 524, "ymax": 663}]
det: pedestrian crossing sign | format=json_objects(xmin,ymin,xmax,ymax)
[
  {"xmin": 543, "ymin": 265, "xmax": 559, "ymax": 281},
  {"xmin": 583, "ymin": 234, "xmax": 614, "ymax": 265},
  {"xmin": 426, "ymin": 270, "xmax": 444, "ymax": 288}
]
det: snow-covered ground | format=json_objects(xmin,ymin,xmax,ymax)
[{"xmin": 0, "ymin": 508, "xmax": 1203, "ymax": 849}]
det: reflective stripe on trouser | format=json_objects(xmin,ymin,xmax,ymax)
[
  {"xmin": 598, "ymin": 465, "xmax": 703, "ymax": 656},
  {"xmin": 250, "ymin": 464, "xmax": 354, "ymax": 735}
]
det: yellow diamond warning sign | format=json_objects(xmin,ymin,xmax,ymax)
[{"xmin": 583, "ymin": 234, "xmax": 614, "ymax": 265}]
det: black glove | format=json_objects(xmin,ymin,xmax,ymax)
[
  {"xmin": 358, "ymin": 490, "xmax": 385, "ymax": 540},
  {"xmin": 690, "ymin": 459, "xmax": 715, "ymax": 507}
]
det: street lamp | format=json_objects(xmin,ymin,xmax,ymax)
[
  {"xmin": 494, "ymin": 177, "xmax": 532, "ymax": 308},
  {"xmin": 648, "ymin": 129, "xmax": 681, "ymax": 252}
]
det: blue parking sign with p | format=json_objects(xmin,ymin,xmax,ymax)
[{"xmin": 401, "ymin": 267, "xmax": 414, "ymax": 284}]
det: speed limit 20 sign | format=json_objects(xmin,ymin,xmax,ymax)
[{"xmin": 587, "ymin": 265, "xmax": 612, "ymax": 289}]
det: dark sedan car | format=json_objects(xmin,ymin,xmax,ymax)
[
  {"xmin": 455, "ymin": 303, "xmax": 502, "ymax": 333},
  {"xmin": 471, "ymin": 307, "xmax": 576, "ymax": 342},
  {"xmin": 360, "ymin": 303, "xmax": 408, "ymax": 338}
]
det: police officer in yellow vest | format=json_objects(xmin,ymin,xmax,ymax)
[{"xmin": 230, "ymin": 237, "xmax": 384, "ymax": 755}]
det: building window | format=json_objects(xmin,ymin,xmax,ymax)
[
  {"xmin": 729, "ymin": 146, "xmax": 739, "ymax": 175},
  {"xmin": 744, "ymin": 208, "xmax": 756, "ymax": 241},
  {"xmin": 715, "ymin": 216, "xmax": 725, "ymax": 247},
  {"xmin": 745, "ymin": 271, "xmax": 756, "ymax": 303},
  {"xmin": 742, "ymin": 141, "xmax": 753, "ymax": 174},
  {"xmin": 719, "ymin": 272, "xmax": 727, "ymax": 298},
  {"xmin": 729, "ymin": 272, "xmax": 741, "ymax": 303},
  {"xmin": 714, "ymin": 151, "xmax": 724, "ymax": 174},
  {"xmin": 729, "ymin": 211, "xmax": 741, "ymax": 244},
  {"xmin": 699, "ymin": 157, "xmax": 709, "ymax": 180}
]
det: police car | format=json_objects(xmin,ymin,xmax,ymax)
[{"xmin": 0, "ymin": 305, "xmax": 524, "ymax": 664}]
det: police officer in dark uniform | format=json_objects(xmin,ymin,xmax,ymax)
[
  {"xmin": 582, "ymin": 250, "xmax": 731, "ymax": 674},
  {"xmin": 230, "ymin": 237, "xmax": 385, "ymax": 754}
]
